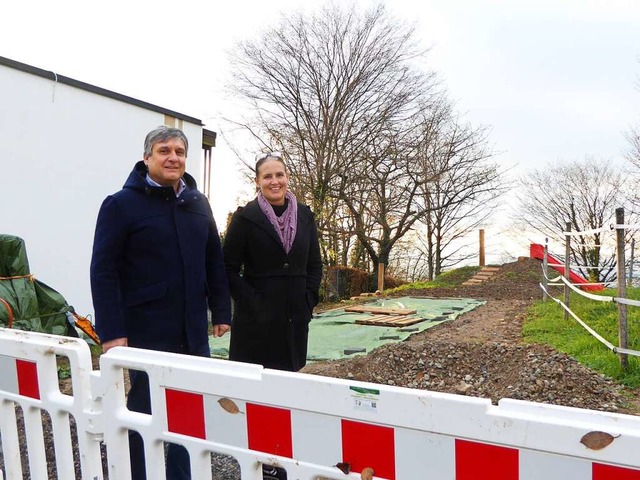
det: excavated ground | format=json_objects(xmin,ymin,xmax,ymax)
[{"xmin": 303, "ymin": 258, "xmax": 640, "ymax": 414}]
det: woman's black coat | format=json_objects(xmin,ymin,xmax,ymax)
[{"xmin": 223, "ymin": 199, "xmax": 322, "ymax": 371}]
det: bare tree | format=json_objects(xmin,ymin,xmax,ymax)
[
  {"xmin": 517, "ymin": 158, "xmax": 632, "ymax": 283},
  {"xmin": 626, "ymin": 127, "xmax": 640, "ymax": 169},
  {"xmin": 625, "ymin": 127, "xmax": 640, "ymax": 214},
  {"xmin": 227, "ymin": 2, "xmax": 505, "ymax": 280},
  {"xmin": 415, "ymin": 119, "xmax": 508, "ymax": 278},
  {"xmin": 625, "ymin": 59, "xmax": 640, "ymax": 172},
  {"xmin": 227, "ymin": 3, "xmax": 437, "ymax": 265},
  {"xmin": 325, "ymin": 100, "xmax": 450, "ymax": 274},
  {"xmin": 386, "ymin": 233, "xmax": 431, "ymax": 282}
]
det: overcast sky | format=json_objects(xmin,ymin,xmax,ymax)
[{"xmin": 3, "ymin": 0, "xmax": 640, "ymax": 256}]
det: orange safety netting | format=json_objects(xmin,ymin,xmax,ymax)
[{"xmin": 71, "ymin": 312, "xmax": 101, "ymax": 345}]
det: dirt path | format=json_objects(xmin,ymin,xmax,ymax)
[{"xmin": 411, "ymin": 299, "xmax": 530, "ymax": 344}]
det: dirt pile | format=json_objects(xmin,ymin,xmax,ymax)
[{"xmin": 303, "ymin": 339, "xmax": 629, "ymax": 412}]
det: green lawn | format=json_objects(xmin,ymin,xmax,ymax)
[
  {"xmin": 524, "ymin": 288, "xmax": 640, "ymax": 387},
  {"xmin": 387, "ymin": 266, "xmax": 481, "ymax": 293}
]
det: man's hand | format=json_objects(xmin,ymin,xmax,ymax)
[
  {"xmin": 102, "ymin": 337, "xmax": 128, "ymax": 353},
  {"xmin": 213, "ymin": 324, "xmax": 230, "ymax": 337}
]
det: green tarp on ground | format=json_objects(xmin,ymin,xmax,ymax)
[
  {"xmin": 0, "ymin": 234, "xmax": 77, "ymax": 336},
  {"xmin": 209, "ymin": 296, "xmax": 485, "ymax": 361}
]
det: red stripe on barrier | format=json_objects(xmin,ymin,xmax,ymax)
[
  {"xmin": 165, "ymin": 388, "xmax": 205, "ymax": 439},
  {"xmin": 246, "ymin": 403, "xmax": 293, "ymax": 458},
  {"xmin": 593, "ymin": 463, "xmax": 640, "ymax": 479},
  {"xmin": 341, "ymin": 419, "xmax": 396, "ymax": 480},
  {"xmin": 16, "ymin": 359, "xmax": 39, "ymax": 399},
  {"xmin": 455, "ymin": 439, "xmax": 518, "ymax": 480}
]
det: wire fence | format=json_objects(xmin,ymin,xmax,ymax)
[
  {"xmin": 537, "ymin": 209, "xmax": 640, "ymax": 368},
  {"xmin": 539, "ymin": 271, "xmax": 640, "ymax": 357}
]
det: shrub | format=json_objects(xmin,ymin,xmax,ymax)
[
  {"xmin": 323, "ymin": 266, "xmax": 370, "ymax": 300},
  {"xmin": 320, "ymin": 265, "xmax": 408, "ymax": 300}
]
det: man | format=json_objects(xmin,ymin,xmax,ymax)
[{"xmin": 90, "ymin": 126, "xmax": 231, "ymax": 479}]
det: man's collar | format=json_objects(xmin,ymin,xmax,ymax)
[{"xmin": 145, "ymin": 174, "xmax": 186, "ymax": 196}]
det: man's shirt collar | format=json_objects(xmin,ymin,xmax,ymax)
[{"xmin": 145, "ymin": 174, "xmax": 186, "ymax": 197}]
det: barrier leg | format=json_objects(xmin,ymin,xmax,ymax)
[
  {"xmin": 143, "ymin": 437, "xmax": 166, "ymax": 479},
  {"xmin": 190, "ymin": 448, "xmax": 212, "ymax": 478},
  {"xmin": 76, "ymin": 427, "xmax": 105, "ymax": 480},
  {"xmin": 23, "ymin": 404, "xmax": 48, "ymax": 479},
  {"xmin": 49, "ymin": 410, "xmax": 75, "ymax": 479},
  {"xmin": 0, "ymin": 400, "xmax": 23, "ymax": 480}
]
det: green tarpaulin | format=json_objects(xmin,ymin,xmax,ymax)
[
  {"xmin": 210, "ymin": 296, "xmax": 484, "ymax": 362},
  {"xmin": 0, "ymin": 234, "xmax": 77, "ymax": 336}
]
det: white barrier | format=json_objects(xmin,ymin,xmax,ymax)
[
  {"xmin": 2, "ymin": 327, "xmax": 640, "ymax": 479},
  {"xmin": 0, "ymin": 328, "xmax": 103, "ymax": 480}
]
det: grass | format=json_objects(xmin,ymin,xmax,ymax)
[
  {"xmin": 56, "ymin": 357, "xmax": 72, "ymax": 380},
  {"xmin": 524, "ymin": 288, "xmax": 640, "ymax": 388},
  {"xmin": 386, "ymin": 266, "xmax": 481, "ymax": 293}
]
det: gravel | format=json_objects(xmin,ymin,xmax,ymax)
[{"xmin": 304, "ymin": 339, "xmax": 630, "ymax": 412}]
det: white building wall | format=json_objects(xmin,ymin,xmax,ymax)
[{"xmin": 0, "ymin": 63, "xmax": 204, "ymax": 317}]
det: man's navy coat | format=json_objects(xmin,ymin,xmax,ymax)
[{"xmin": 91, "ymin": 161, "xmax": 231, "ymax": 354}]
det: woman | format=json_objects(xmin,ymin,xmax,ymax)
[{"xmin": 223, "ymin": 152, "xmax": 322, "ymax": 372}]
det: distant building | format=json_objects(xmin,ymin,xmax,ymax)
[{"xmin": 0, "ymin": 55, "xmax": 216, "ymax": 316}]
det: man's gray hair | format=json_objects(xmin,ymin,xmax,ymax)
[{"xmin": 143, "ymin": 126, "xmax": 189, "ymax": 157}]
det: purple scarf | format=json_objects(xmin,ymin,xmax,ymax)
[{"xmin": 257, "ymin": 191, "xmax": 298, "ymax": 253}]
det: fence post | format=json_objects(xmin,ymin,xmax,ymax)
[
  {"xmin": 629, "ymin": 238, "xmax": 635, "ymax": 288},
  {"xmin": 615, "ymin": 207, "xmax": 629, "ymax": 370},
  {"xmin": 564, "ymin": 222, "xmax": 571, "ymax": 321},
  {"xmin": 479, "ymin": 229, "xmax": 485, "ymax": 267},
  {"xmin": 377, "ymin": 263, "xmax": 385, "ymax": 292},
  {"xmin": 542, "ymin": 238, "xmax": 548, "ymax": 302}
]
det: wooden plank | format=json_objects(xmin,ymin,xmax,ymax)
[
  {"xmin": 356, "ymin": 315, "xmax": 425, "ymax": 327},
  {"xmin": 360, "ymin": 314, "xmax": 389, "ymax": 322},
  {"xmin": 356, "ymin": 317, "xmax": 424, "ymax": 327},
  {"xmin": 345, "ymin": 306, "xmax": 416, "ymax": 315}
]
